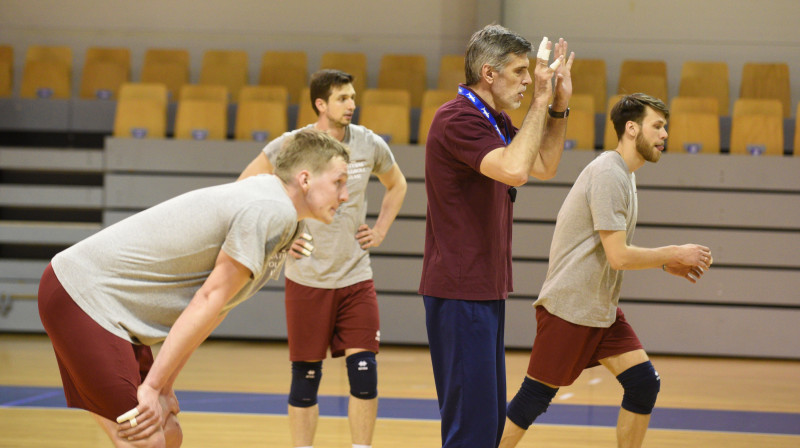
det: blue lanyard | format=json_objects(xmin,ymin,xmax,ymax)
[{"xmin": 458, "ymin": 86, "xmax": 510, "ymax": 145}]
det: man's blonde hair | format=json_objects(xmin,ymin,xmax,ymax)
[{"xmin": 273, "ymin": 129, "xmax": 350, "ymax": 183}]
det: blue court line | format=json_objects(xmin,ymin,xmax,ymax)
[{"xmin": 2, "ymin": 385, "xmax": 799, "ymax": 436}]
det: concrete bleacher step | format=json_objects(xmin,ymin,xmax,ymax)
[{"xmin": 0, "ymin": 220, "xmax": 101, "ymax": 245}]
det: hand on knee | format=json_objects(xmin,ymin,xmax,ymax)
[
  {"xmin": 346, "ymin": 352, "xmax": 377, "ymax": 400},
  {"xmin": 163, "ymin": 413, "xmax": 182, "ymax": 448},
  {"xmin": 617, "ymin": 361, "xmax": 661, "ymax": 415}
]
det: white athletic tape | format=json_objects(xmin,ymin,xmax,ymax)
[
  {"xmin": 536, "ymin": 37, "xmax": 550, "ymax": 60},
  {"xmin": 302, "ymin": 242, "xmax": 314, "ymax": 252},
  {"xmin": 130, "ymin": 416, "xmax": 138, "ymax": 428},
  {"xmin": 301, "ymin": 232, "xmax": 312, "ymax": 241},
  {"xmin": 549, "ymin": 57, "xmax": 562, "ymax": 70},
  {"xmin": 300, "ymin": 247, "xmax": 312, "ymax": 257},
  {"xmin": 116, "ymin": 407, "xmax": 139, "ymax": 424}
]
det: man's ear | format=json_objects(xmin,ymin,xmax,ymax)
[
  {"xmin": 297, "ymin": 170, "xmax": 311, "ymax": 193},
  {"xmin": 626, "ymin": 120, "xmax": 638, "ymax": 138},
  {"xmin": 314, "ymin": 98, "xmax": 327, "ymax": 114},
  {"xmin": 481, "ymin": 63, "xmax": 495, "ymax": 84}
]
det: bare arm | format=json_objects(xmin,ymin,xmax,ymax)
[
  {"xmin": 356, "ymin": 163, "xmax": 407, "ymax": 249},
  {"xmin": 238, "ymin": 152, "xmax": 273, "ymax": 180},
  {"xmin": 599, "ymin": 230, "xmax": 712, "ymax": 283},
  {"xmin": 121, "ymin": 250, "xmax": 251, "ymax": 440},
  {"xmin": 480, "ymin": 39, "xmax": 575, "ymax": 185}
]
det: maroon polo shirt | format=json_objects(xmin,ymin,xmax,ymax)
[{"xmin": 418, "ymin": 85, "xmax": 517, "ymax": 301}]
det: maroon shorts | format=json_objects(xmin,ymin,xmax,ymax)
[
  {"xmin": 527, "ymin": 306, "xmax": 643, "ymax": 387},
  {"xmin": 37, "ymin": 263, "xmax": 154, "ymax": 421},
  {"xmin": 285, "ymin": 278, "xmax": 380, "ymax": 361}
]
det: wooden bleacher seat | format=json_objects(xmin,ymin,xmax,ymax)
[
  {"xmin": 563, "ymin": 94, "xmax": 596, "ymax": 150},
  {"xmin": 235, "ymin": 101, "xmax": 287, "ymax": 142},
  {"xmin": 259, "ymin": 51, "xmax": 307, "ymax": 105},
  {"xmin": 362, "ymin": 88, "xmax": 411, "ymax": 108},
  {"xmin": 199, "ymin": 50, "xmax": 249, "ymax": 101},
  {"xmin": 235, "ymin": 85, "xmax": 288, "ymax": 142},
  {"xmin": 113, "ymin": 83, "xmax": 168, "ymax": 139},
  {"xmin": 617, "ymin": 74, "xmax": 668, "ymax": 103},
  {"xmin": 295, "ymin": 87, "xmax": 317, "ymax": 129},
  {"xmin": 418, "ymin": 89, "xmax": 455, "ymax": 144},
  {"xmin": 359, "ymin": 103, "xmax": 410, "ymax": 145},
  {"xmin": 679, "ymin": 61, "xmax": 729, "ymax": 116},
  {"xmin": 360, "ymin": 88, "xmax": 411, "ymax": 144},
  {"xmin": 571, "ymin": 58, "xmax": 607, "ymax": 113},
  {"xmin": 795, "ymin": 102, "xmax": 800, "ymax": 156},
  {"xmin": 740, "ymin": 62, "xmax": 791, "ymax": 118},
  {"xmin": 733, "ymin": 98, "xmax": 783, "ymax": 118},
  {"xmin": 670, "ymin": 96, "xmax": 719, "ymax": 115},
  {"xmin": 378, "ymin": 54, "xmax": 427, "ymax": 109},
  {"xmin": 79, "ymin": 47, "xmax": 131, "ymax": 100},
  {"xmin": 603, "ymin": 94, "xmax": 625, "ymax": 150},
  {"xmin": 174, "ymin": 84, "xmax": 228, "ymax": 140},
  {"xmin": 436, "ymin": 54, "xmax": 465, "ymax": 90},
  {"xmin": 0, "ymin": 45, "xmax": 12, "ymax": 97},
  {"xmin": 238, "ymin": 85, "xmax": 288, "ymax": 105},
  {"xmin": 141, "ymin": 48, "xmax": 190, "ymax": 101},
  {"xmin": 319, "ymin": 52, "xmax": 367, "ymax": 105},
  {"xmin": 20, "ymin": 45, "xmax": 72, "ymax": 99},
  {"xmin": 667, "ymin": 111, "xmax": 720, "ymax": 154}
]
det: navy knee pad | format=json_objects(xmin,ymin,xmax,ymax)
[
  {"xmin": 288, "ymin": 361, "xmax": 323, "ymax": 408},
  {"xmin": 617, "ymin": 360, "xmax": 661, "ymax": 415},
  {"xmin": 506, "ymin": 377, "xmax": 559, "ymax": 430},
  {"xmin": 346, "ymin": 351, "xmax": 378, "ymax": 400}
]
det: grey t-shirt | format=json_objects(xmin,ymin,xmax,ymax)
[
  {"xmin": 533, "ymin": 151, "xmax": 637, "ymax": 327},
  {"xmin": 263, "ymin": 124, "xmax": 396, "ymax": 288},
  {"xmin": 52, "ymin": 175, "xmax": 299, "ymax": 345}
]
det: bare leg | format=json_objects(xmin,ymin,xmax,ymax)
[
  {"xmin": 616, "ymin": 408, "xmax": 651, "ymax": 448},
  {"xmin": 348, "ymin": 396, "xmax": 378, "ymax": 445},
  {"xmin": 288, "ymin": 404, "xmax": 319, "ymax": 447},
  {"xmin": 498, "ymin": 376, "xmax": 559, "ymax": 448},
  {"xmin": 91, "ymin": 412, "xmax": 167, "ymax": 448},
  {"xmin": 497, "ymin": 418, "xmax": 527, "ymax": 448},
  {"xmin": 599, "ymin": 349, "xmax": 653, "ymax": 448}
]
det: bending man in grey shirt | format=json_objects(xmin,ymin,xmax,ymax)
[{"xmin": 39, "ymin": 129, "xmax": 350, "ymax": 448}]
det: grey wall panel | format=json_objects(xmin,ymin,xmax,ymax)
[
  {"xmin": 104, "ymin": 173, "xmax": 235, "ymax": 209},
  {"xmin": 0, "ymin": 299, "xmax": 44, "ymax": 332},
  {"xmin": 0, "ymin": 221, "xmax": 100, "ymax": 244},
  {"xmin": 0, "ymin": 260, "xmax": 48, "ymax": 280},
  {"xmin": 620, "ymin": 303, "xmax": 800, "ymax": 359},
  {"xmin": 0, "ymin": 99, "xmax": 70, "ymax": 131},
  {"xmin": 211, "ymin": 289, "xmax": 288, "ymax": 339},
  {"xmin": 105, "ymin": 137, "xmax": 262, "ymax": 174},
  {"xmin": 0, "ymin": 185, "xmax": 103, "ymax": 208},
  {"xmin": 0, "ymin": 148, "xmax": 104, "ymax": 172}
]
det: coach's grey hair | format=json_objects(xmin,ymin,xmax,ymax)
[{"xmin": 464, "ymin": 24, "xmax": 532, "ymax": 86}]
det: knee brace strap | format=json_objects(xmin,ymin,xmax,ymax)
[
  {"xmin": 617, "ymin": 360, "xmax": 661, "ymax": 415},
  {"xmin": 346, "ymin": 351, "xmax": 377, "ymax": 400},
  {"xmin": 506, "ymin": 377, "xmax": 559, "ymax": 430},
  {"xmin": 289, "ymin": 361, "xmax": 323, "ymax": 408}
]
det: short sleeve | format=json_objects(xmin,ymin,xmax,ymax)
[
  {"xmin": 442, "ymin": 109, "xmax": 507, "ymax": 172},
  {"xmin": 368, "ymin": 131, "xmax": 397, "ymax": 175},
  {"xmin": 262, "ymin": 133, "xmax": 289, "ymax": 165},
  {"xmin": 587, "ymin": 168, "xmax": 630, "ymax": 232},
  {"xmin": 222, "ymin": 201, "xmax": 296, "ymax": 276}
]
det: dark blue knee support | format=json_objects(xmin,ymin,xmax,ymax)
[
  {"xmin": 506, "ymin": 377, "xmax": 559, "ymax": 430},
  {"xmin": 617, "ymin": 360, "xmax": 660, "ymax": 415},
  {"xmin": 346, "ymin": 351, "xmax": 377, "ymax": 400},
  {"xmin": 288, "ymin": 361, "xmax": 323, "ymax": 408}
]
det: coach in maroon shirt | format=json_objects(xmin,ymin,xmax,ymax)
[{"xmin": 419, "ymin": 24, "xmax": 574, "ymax": 448}]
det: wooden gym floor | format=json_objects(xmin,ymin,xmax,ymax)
[{"xmin": 1, "ymin": 333, "xmax": 799, "ymax": 447}]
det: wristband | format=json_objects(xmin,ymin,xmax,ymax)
[{"xmin": 548, "ymin": 105, "xmax": 569, "ymax": 118}]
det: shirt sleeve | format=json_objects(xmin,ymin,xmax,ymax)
[
  {"xmin": 262, "ymin": 133, "xmax": 288, "ymax": 165},
  {"xmin": 369, "ymin": 130, "xmax": 397, "ymax": 175},
  {"xmin": 443, "ymin": 108, "xmax": 507, "ymax": 173},
  {"xmin": 587, "ymin": 168, "xmax": 630, "ymax": 232},
  {"xmin": 222, "ymin": 201, "xmax": 295, "ymax": 277}
]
